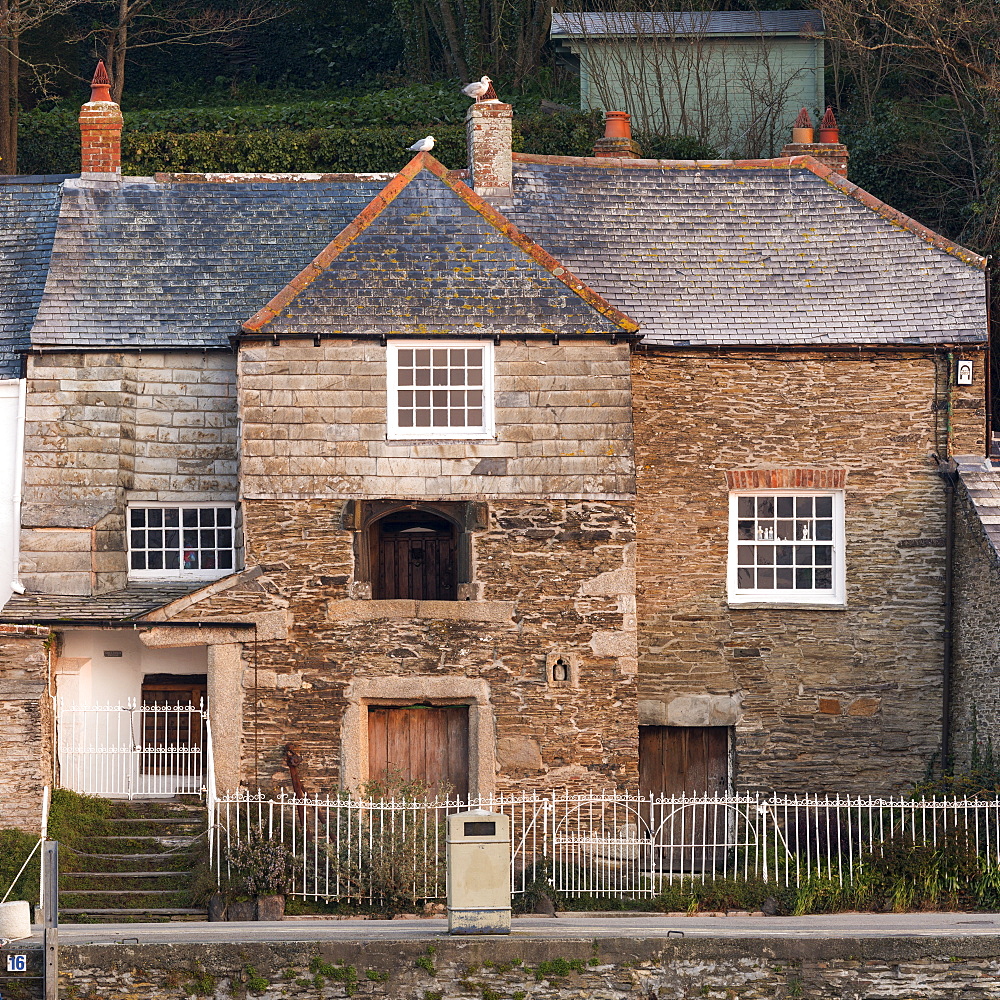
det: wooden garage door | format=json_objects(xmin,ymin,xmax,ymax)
[
  {"xmin": 639, "ymin": 726, "xmax": 730, "ymax": 870},
  {"xmin": 368, "ymin": 705, "xmax": 470, "ymax": 800}
]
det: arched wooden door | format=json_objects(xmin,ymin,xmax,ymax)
[{"xmin": 371, "ymin": 511, "xmax": 457, "ymax": 601}]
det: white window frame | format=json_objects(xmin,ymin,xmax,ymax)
[
  {"xmin": 727, "ymin": 490, "xmax": 846, "ymax": 606},
  {"xmin": 127, "ymin": 502, "xmax": 238, "ymax": 582},
  {"xmin": 386, "ymin": 339, "xmax": 495, "ymax": 440}
]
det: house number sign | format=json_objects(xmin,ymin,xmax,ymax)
[{"xmin": 5, "ymin": 954, "xmax": 27, "ymax": 972}]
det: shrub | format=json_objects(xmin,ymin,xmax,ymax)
[{"xmin": 224, "ymin": 828, "xmax": 295, "ymax": 899}]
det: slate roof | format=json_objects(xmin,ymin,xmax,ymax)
[
  {"xmin": 246, "ymin": 154, "xmax": 636, "ymax": 339},
  {"xmin": 502, "ymin": 159, "xmax": 987, "ymax": 347},
  {"xmin": 0, "ymin": 176, "xmax": 64, "ymax": 378},
  {"xmin": 551, "ymin": 9, "xmax": 824, "ymax": 38},
  {"xmin": 0, "ymin": 583, "xmax": 206, "ymax": 623},
  {"xmin": 30, "ymin": 174, "xmax": 388, "ymax": 349},
  {"xmin": 13, "ymin": 156, "xmax": 987, "ymax": 353},
  {"xmin": 956, "ymin": 457, "xmax": 1000, "ymax": 560}
]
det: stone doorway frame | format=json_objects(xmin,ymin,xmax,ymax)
[{"xmin": 341, "ymin": 675, "xmax": 495, "ymax": 799}]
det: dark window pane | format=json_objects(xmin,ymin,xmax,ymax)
[
  {"xmin": 398, "ymin": 349, "xmax": 413, "ymax": 367},
  {"xmin": 200, "ymin": 509, "xmax": 215, "ymax": 526},
  {"xmin": 219, "ymin": 552, "xmax": 233, "ymax": 569},
  {"xmin": 737, "ymin": 546, "xmax": 753, "ymax": 565},
  {"xmin": 415, "ymin": 410, "xmax": 431, "ymax": 427},
  {"xmin": 202, "ymin": 552, "xmax": 216, "ymax": 569},
  {"xmin": 815, "ymin": 568, "xmax": 833, "ymax": 589},
  {"xmin": 757, "ymin": 568, "xmax": 773, "ymax": 588},
  {"xmin": 165, "ymin": 551, "xmax": 180, "ymax": 569},
  {"xmin": 776, "ymin": 568, "xmax": 794, "ymax": 589},
  {"xmin": 468, "ymin": 349, "xmax": 482, "ymax": 366},
  {"xmin": 217, "ymin": 509, "xmax": 232, "ymax": 526},
  {"xmin": 738, "ymin": 497, "xmax": 754, "ymax": 517},
  {"xmin": 815, "ymin": 545, "xmax": 833, "ymax": 565},
  {"xmin": 148, "ymin": 551, "xmax": 163, "ymax": 570},
  {"xmin": 415, "ymin": 349, "xmax": 430, "ymax": 367},
  {"xmin": 777, "ymin": 497, "xmax": 793, "ymax": 517},
  {"xmin": 737, "ymin": 568, "xmax": 754, "ymax": 588},
  {"xmin": 184, "ymin": 550, "xmax": 199, "ymax": 569},
  {"xmin": 795, "ymin": 545, "xmax": 813, "ymax": 566},
  {"xmin": 415, "ymin": 368, "xmax": 431, "ymax": 386},
  {"xmin": 777, "ymin": 519, "xmax": 794, "ymax": 540},
  {"xmin": 815, "ymin": 520, "xmax": 833, "ymax": 540},
  {"xmin": 200, "ymin": 529, "xmax": 214, "ymax": 547},
  {"xmin": 165, "ymin": 530, "xmax": 179, "ymax": 548},
  {"xmin": 432, "ymin": 410, "xmax": 448, "ymax": 426},
  {"xmin": 148, "ymin": 530, "xmax": 162, "ymax": 547},
  {"xmin": 182, "ymin": 509, "xmax": 197, "ymax": 527},
  {"xmin": 816, "ymin": 496, "xmax": 833, "ymax": 517},
  {"xmin": 776, "ymin": 545, "xmax": 793, "ymax": 565},
  {"xmin": 148, "ymin": 509, "xmax": 163, "ymax": 528},
  {"xmin": 796, "ymin": 567, "xmax": 813, "ymax": 589},
  {"xmin": 131, "ymin": 552, "xmax": 145, "ymax": 569},
  {"xmin": 131, "ymin": 530, "xmax": 144, "ymax": 548},
  {"xmin": 796, "ymin": 496, "xmax": 813, "ymax": 516},
  {"xmin": 218, "ymin": 529, "xmax": 232, "ymax": 547},
  {"xmin": 131, "ymin": 509, "xmax": 144, "ymax": 527},
  {"xmin": 757, "ymin": 545, "xmax": 774, "ymax": 564},
  {"xmin": 738, "ymin": 520, "xmax": 755, "ymax": 540},
  {"xmin": 757, "ymin": 497, "xmax": 774, "ymax": 517},
  {"xmin": 183, "ymin": 530, "xmax": 198, "ymax": 548},
  {"xmin": 468, "ymin": 409, "xmax": 483, "ymax": 424},
  {"xmin": 164, "ymin": 508, "xmax": 179, "ymax": 527}
]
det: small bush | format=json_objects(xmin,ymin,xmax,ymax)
[{"xmin": 224, "ymin": 828, "xmax": 295, "ymax": 900}]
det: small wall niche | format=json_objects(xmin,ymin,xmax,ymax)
[{"xmin": 546, "ymin": 651, "xmax": 579, "ymax": 688}]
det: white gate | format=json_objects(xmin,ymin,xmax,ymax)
[{"xmin": 56, "ymin": 699, "xmax": 207, "ymax": 799}]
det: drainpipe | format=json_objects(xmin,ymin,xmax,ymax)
[{"xmin": 939, "ymin": 349, "xmax": 957, "ymax": 770}]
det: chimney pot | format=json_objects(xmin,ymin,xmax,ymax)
[
  {"xmin": 79, "ymin": 60, "xmax": 123, "ymax": 176},
  {"xmin": 791, "ymin": 107, "xmax": 814, "ymax": 144},
  {"xmin": 818, "ymin": 106, "xmax": 840, "ymax": 144},
  {"xmin": 593, "ymin": 111, "xmax": 642, "ymax": 159}
]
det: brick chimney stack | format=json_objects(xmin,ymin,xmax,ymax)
[
  {"xmin": 79, "ymin": 61, "xmax": 123, "ymax": 176},
  {"xmin": 465, "ymin": 92, "xmax": 512, "ymax": 198},
  {"xmin": 781, "ymin": 106, "xmax": 848, "ymax": 177},
  {"xmin": 593, "ymin": 111, "xmax": 642, "ymax": 158}
]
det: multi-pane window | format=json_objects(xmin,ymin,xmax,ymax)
[
  {"xmin": 728, "ymin": 492, "xmax": 845, "ymax": 604},
  {"xmin": 129, "ymin": 505, "xmax": 237, "ymax": 580},
  {"xmin": 387, "ymin": 341, "xmax": 494, "ymax": 439}
]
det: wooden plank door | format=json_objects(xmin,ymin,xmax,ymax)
[
  {"xmin": 368, "ymin": 705, "xmax": 470, "ymax": 800},
  {"xmin": 140, "ymin": 674, "xmax": 207, "ymax": 775},
  {"xmin": 377, "ymin": 533, "xmax": 456, "ymax": 601},
  {"xmin": 640, "ymin": 725, "xmax": 730, "ymax": 871}
]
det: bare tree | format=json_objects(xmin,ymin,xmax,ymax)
[
  {"xmin": 817, "ymin": 0, "xmax": 1000, "ymax": 251},
  {"xmin": 553, "ymin": 1, "xmax": 815, "ymax": 157},
  {"xmin": 0, "ymin": 0, "xmax": 84, "ymax": 173},
  {"xmin": 392, "ymin": 0, "xmax": 552, "ymax": 85},
  {"xmin": 83, "ymin": 0, "xmax": 288, "ymax": 104}
]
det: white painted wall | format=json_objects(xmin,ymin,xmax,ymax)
[
  {"xmin": 56, "ymin": 630, "xmax": 208, "ymax": 706},
  {"xmin": 0, "ymin": 379, "xmax": 25, "ymax": 609}
]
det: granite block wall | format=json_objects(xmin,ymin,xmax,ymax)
[{"xmin": 19, "ymin": 350, "xmax": 238, "ymax": 594}]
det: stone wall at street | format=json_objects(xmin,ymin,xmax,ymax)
[
  {"xmin": 20, "ymin": 350, "xmax": 237, "ymax": 595},
  {"xmin": 178, "ymin": 499, "xmax": 638, "ymax": 796},
  {"xmin": 0, "ymin": 625, "xmax": 51, "ymax": 833},
  {"xmin": 631, "ymin": 347, "xmax": 985, "ymax": 794},
  {"xmin": 50, "ymin": 933, "xmax": 1000, "ymax": 1000}
]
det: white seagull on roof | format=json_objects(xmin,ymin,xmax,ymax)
[
  {"xmin": 407, "ymin": 135, "xmax": 435, "ymax": 152},
  {"xmin": 462, "ymin": 76, "xmax": 491, "ymax": 101}
]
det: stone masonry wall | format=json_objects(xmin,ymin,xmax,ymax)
[
  {"xmin": 950, "ymin": 482, "xmax": 1000, "ymax": 769},
  {"xmin": 20, "ymin": 350, "xmax": 237, "ymax": 595},
  {"xmin": 632, "ymin": 348, "xmax": 985, "ymax": 795},
  {"xmin": 0, "ymin": 625, "xmax": 51, "ymax": 832},
  {"xmin": 238, "ymin": 340, "xmax": 634, "ymax": 499},
  {"xmin": 49, "ymin": 934, "xmax": 1000, "ymax": 1000},
  {"xmin": 179, "ymin": 499, "xmax": 638, "ymax": 795}
]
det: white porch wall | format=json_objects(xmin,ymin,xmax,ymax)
[
  {"xmin": 0, "ymin": 379, "xmax": 25, "ymax": 609},
  {"xmin": 57, "ymin": 630, "xmax": 208, "ymax": 706}
]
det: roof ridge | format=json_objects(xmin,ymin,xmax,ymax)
[
  {"xmin": 512, "ymin": 152, "xmax": 986, "ymax": 271},
  {"xmin": 241, "ymin": 151, "xmax": 639, "ymax": 336}
]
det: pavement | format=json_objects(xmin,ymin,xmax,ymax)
[{"xmin": 23, "ymin": 911, "xmax": 1000, "ymax": 946}]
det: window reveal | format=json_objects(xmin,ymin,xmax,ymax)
[
  {"xmin": 129, "ymin": 505, "xmax": 236, "ymax": 578},
  {"xmin": 736, "ymin": 494, "xmax": 834, "ymax": 591}
]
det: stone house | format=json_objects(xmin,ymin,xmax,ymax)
[{"xmin": 0, "ymin": 67, "xmax": 995, "ymax": 829}]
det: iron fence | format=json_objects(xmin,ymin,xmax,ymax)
[
  {"xmin": 211, "ymin": 790, "xmax": 1000, "ymax": 902},
  {"xmin": 56, "ymin": 699, "xmax": 206, "ymax": 799}
]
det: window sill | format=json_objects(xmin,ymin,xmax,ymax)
[
  {"xmin": 727, "ymin": 602, "xmax": 847, "ymax": 611},
  {"xmin": 327, "ymin": 598, "xmax": 516, "ymax": 624}
]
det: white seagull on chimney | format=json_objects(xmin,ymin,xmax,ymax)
[
  {"xmin": 407, "ymin": 135, "xmax": 435, "ymax": 152},
  {"xmin": 462, "ymin": 76, "xmax": 491, "ymax": 101}
]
